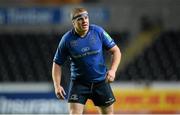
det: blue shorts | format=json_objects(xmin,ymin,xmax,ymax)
[{"xmin": 67, "ymin": 79, "xmax": 116, "ymax": 107}]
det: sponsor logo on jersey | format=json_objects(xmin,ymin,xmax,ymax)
[
  {"xmin": 72, "ymin": 50, "xmax": 100, "ymax": 58},
  {"xmin": 81, "ymin": 47, "xmax": 90, "ymax": 52}
]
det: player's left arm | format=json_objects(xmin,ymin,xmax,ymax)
[{"xmin": 106, "ymin": 45, "xmax": 121, "ymax": 82}]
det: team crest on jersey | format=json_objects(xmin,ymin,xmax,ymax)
[
  {"xmin": 70, "ymin": 40, "xmax": 78, "ymax": 47},
  {"xmin": 89, "ymin": 35, "xmax": 97, "ymax": 45}
]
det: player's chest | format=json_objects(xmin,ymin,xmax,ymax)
[{"xmin": 68, "ymin": 34, "xmax": 101, "ymax": 55}]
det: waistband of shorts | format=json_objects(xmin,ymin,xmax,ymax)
[{"xmin": 71, "ymin": 79, "xmax": 106, "ymax": 86}]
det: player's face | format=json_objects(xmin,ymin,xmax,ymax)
[{"xmin": 72, "ymin": 11, "xmax": 89, "ymax": 33}]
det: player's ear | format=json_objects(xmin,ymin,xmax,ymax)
[{"xmin": 72, "ymin": 20, "xmax": 75, "ymax": 25}]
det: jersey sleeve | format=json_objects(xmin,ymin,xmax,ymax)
[
  {"xmin": 101, "ymin": 29, "xmax": 116, "ymax": 50},
  {"xmin": 53, "ymin": 35, "xmax": 69, "ymax": 65}
]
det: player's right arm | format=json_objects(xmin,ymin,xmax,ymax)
[
  {"xmin": 52, "ymin": 62, "xmax": 66, "ymax": 99},
  {"xmin": 52, "ymin": 32, "xmax": 70, "ymax": 100}
]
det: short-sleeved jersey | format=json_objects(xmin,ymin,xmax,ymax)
[{"xmin": 53, "ymin": 24, "xmax": 116, "ymax": 82}]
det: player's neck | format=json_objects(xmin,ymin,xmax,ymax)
[{"xmin": 75, "ymin": 29, "xmax": 88, "ymax": 38}]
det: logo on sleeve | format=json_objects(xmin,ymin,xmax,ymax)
[{"xmin": 103, "ymin": 32, "xmax": 112, "ymax": 42}]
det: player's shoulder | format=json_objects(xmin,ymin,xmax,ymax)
[
  {"xmin": 89, "ymin": 24, "xmax": 104, "ymax": 33},
  {"xmin": 62, "ymin": 30, "xmax": 72, "ymax": 39},
  {"xmin": 60, "ymin": 30, "xmax": 73, "ymax": 42}
]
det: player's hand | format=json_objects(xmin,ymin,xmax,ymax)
[
  {"xmin": 54, "ymin": 85, "xmax": 66, "ymax": 100},
  {"xmin": 106, "ymin": 69, "xmax": 116, "ymax": 83}
]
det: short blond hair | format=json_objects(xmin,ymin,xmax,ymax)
[{"xmin": 70, "ymin": 8, "xmax": 88, "ymax": 20}]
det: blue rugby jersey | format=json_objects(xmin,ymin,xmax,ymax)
[{"xmin": 53, "ymin": 24, "xmax": 116, "ymax": 82}]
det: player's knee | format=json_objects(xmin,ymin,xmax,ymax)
[
  {"xmin": 69, "ymin": 109, "xmax": 83, "ymax": 114},
  {"xmin": 99, "ymin": 104, "xmax": 114, "ymax": 114},
  {"xmin": 69, "ymin": 103, "xmax": 84, "ymax": 114},
  {"xmin": 103, "ymin": 108, "xmax": 113, "ymax": 114}
]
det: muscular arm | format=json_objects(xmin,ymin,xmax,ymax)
[
  {"xmin": 106, "ymin": 45, "xmax": 121, "ymax": 82},
  {"xmin": 52, "ymin": 62, "xmax": 66, "ymax": 99}
]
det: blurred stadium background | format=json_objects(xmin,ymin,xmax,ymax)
[{"xmin": 0, "ymin": 0, "xmax": 180, "ymax": 114}]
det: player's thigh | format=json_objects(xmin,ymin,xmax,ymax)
[
  {"xmin": 92, "ymin": 81, "xmax": 115, "ymax": 107},
  {"xmin": 69, "ymin": 103, "xmax": 85, "ymax": 114},
  {"xmin": 68, "ymin": 80, "xmax": 89, "ymax": 104},
  {"xmin": 97, "ymin": 103, "xmax": 114, "ymax": 114}
]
